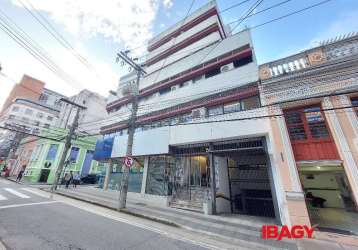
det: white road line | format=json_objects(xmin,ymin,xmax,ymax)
[
  {"xmin": 4, "ymin": 188, "xmax": 30, "ymax": 198},
  {"xmin": 0, "ymin": 194, "xmax": 8, "ymax": 201},
  {"xmin": 21, "ymin": 188, "xmax": 49, "ymax": 198},
  {"xmin": 0, "ymin": 200, "xmax": 60, "ymax": 210}
]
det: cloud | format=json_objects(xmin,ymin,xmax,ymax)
[
  {"xmin": 12, "ymin": 0, "xmax": 174, "ymax": 55},
  {"xmin": 308, "ymin": 9, "xmax": 358, "ymax": 47}
]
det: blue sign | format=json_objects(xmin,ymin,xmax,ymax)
[{"xmin": 93, "ymin": 137, "xmax": 114, "ymax": 161}]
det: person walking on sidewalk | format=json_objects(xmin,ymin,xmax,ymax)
[
  {"xmin": 65, "ymin": 171, "xmax": 73, "ymax": 188},
  {"xmin": 16, "ymin": 165, "xmax": 25, "ymax": 182},
  {"xmin": 73, "ymin": 172, "xmax": 80, "ymax": 188}
]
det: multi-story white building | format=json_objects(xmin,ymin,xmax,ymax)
[{"xmin": 99, "ymin": 2, "xmax": 289, "ymax": 224}]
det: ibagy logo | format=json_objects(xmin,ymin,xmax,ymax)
[{"xmin": 262, "ymin": 225, "xmax": 316, "ymax": 240}]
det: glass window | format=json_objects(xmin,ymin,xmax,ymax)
[
  {"xmin": 208, "ymin": 106, "xmax": 223, "ymax": 116},
  {"xmin": 304, "ymin": 107, "xmax": 329, "ymax": 139},
  {"xmin": 8, "ymin": 115, "xmax": 15, "ymax": 120},
  {"xmin": 285, "ymin": 106, "xmax": 330, "ymax": 141},
  {"xmin": 34, "ymin": 121, "xmax": 40, "ymax": 126},
  {"xmin": 146, "ymin": 156, "xmax": 173, "ymax": 196},
  {"xmin": 44, "ymin": 123, "xmax": 50, "ymax": 129},
  {"xmin": 233, "ymin": 55, "xmax": 253, "ymax": 68},
  {"xmin": 47, "ymin": 116, "xmax": 53, "ymax": 121},
  {"xmin": 69, "ymin": 147, "xmax": 80, "ymax": 163},
  {"xmin": 352, "ymin": 98, "xmax": 358, "ymax": 117},
  {"xmin": 12, "ymin": 106, "xmax": 19, "ymax": 112},
  {"xmin": 179, "ymin": 113, "xmax": 192, "ymax": 123},
  {"xmin": 25, "ymin": 109, "xmax": 33, "ymax": 115},
  {"xmin": 241, "ymin": 96, "xmax": 260, "ymax": 110},
  {"xmin": 285, "ymin": 110, "xmax": 307, "ymax": 140},
  {"xmin": 192, "ymin": 75, "xmax": 203, "ymax": 83},
  {"xmin": 46, "ymin": 144, "xmax": 58, "ymax": 161},
  {"xmin": 224, "ymin": 102, "xmax": 241, "ymax": 114},
  {"xmin": 159, "ymin": 87, "xmax": 171, "ymax": 95},
  {"xmin": 37, "ymin": 112, "xmax": 44, "ymax": 118},
  {"xmin": 205, "ymin": 67, "xmax": 221, "ymax": 78}
]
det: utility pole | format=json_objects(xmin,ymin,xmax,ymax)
[
  {"xmin": 116, "ymin": 51, "xmax": 146, "ymax": 209},
  {"xmin": 51, "ymin": 98, "xmax": 86, "ymax": 192}
]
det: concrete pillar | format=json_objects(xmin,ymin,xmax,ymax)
[
  {"xmin": 209, "ymin": 143, "xmax": 216, "ymax": 215},
  {"xmin": 267, "ymin": 105, "xmax": 310, "ymax": 226},
  {"xmin": 103, "ymin": 160, "xmax": 113, "ymax": 190},
  {"xmin": 322, "ymin": 96, "xmax": 358, "ymax": 207},
  {"xmin": 140, "ymin": 157, "xmax": 149, "ymax": 195}
]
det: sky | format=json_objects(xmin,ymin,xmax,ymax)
[{"xmin": 0, "ymin": 0, "xmax": 358, "ymax": 110}]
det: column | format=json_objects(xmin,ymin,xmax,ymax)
[
  {"xmin": 103, "ymin": 160, "xmax": 113, "ymax": 190},
  {"xmin": 323, "ymin": 96, "xmax": 358, "ymax": 207},
  {"xmin": 140, "ymin": 157, "xmax": 149, "ymax": 195}
]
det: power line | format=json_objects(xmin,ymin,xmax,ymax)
[
  {"xmin": 235, "ymin": 0, "xmax": 334, "ymax": 33},
  {"xmin": 227, "ymin": 0, "xmax": 293, "ymax": 26},
  {"xmin": 18, "ymin": 0, "xmax": 101, "ymax": 78},
  {"xmin": 0, "ymin": 125, "xmax": 63, "ymax": 141},
  {"xmin": 0, "ymin": 9, "xmax": 84, "ymax": 90},
  {"xmin": 231, "ymin": 0, "xmax": 264, "ymax": 33}
]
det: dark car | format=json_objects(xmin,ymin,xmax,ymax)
[{"xmin": 80, "ymin": 174, "xmax": 98, "ymax": 184}]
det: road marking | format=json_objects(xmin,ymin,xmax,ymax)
[
  {"xmin": 0, "ymin": 194, "xmax": 8, "ymax": 201},
  {"xmin": 0, "ymin": 200, "xmax": 60, "ymax": 210},
  {"xmin": 4, "ymin": 188, "xmax": 30, "ymax": 198},
  {"xmin": 21, "ymin": 188, "xmax": 50, "ymax": 198}
]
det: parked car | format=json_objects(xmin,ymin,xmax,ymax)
[{"xmin": 80, "ymin": 174, "xmax": 98, "ymax": 184}]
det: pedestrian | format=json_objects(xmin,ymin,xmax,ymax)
[
  {"xmin": 73, "ymin": 172, "xmax": 80, "ymax": 188},
  {"xmin": 65, "ymin": 172, "xmax": 72, "ymax": 188},
  {"xmin": 16, "ymin": 165, "xmax": 25, "ymax": 182}
]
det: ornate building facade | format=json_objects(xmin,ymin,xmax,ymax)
[{"xmin": 259, "ymin": 33, "xmax": 358, "ymax": 232}]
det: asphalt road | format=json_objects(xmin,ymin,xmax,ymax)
[{"xmin": 0, "ymin": 179, "xmax": 209, "ymax": 250}]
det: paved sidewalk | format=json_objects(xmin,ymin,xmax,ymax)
[{"xmin": 41, "ymin": 185, "xmax": 358, "ymax": 250}]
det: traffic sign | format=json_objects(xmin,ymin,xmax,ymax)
[{"xmin": 124, "ymin": 156, "xmax": 134, "ymax": 168}]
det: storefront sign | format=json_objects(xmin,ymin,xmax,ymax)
[
  {"xmin": 93, "ymin": 137, "xmax": 114, "ymax": 161},
  {"xmin": 262, "ymin": 225, "xmax": 315, "ymax": 240}
]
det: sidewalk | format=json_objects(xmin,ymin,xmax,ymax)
[{"xmin": 44, "ymin": 185, "xmax": 358, "ymax": 250}]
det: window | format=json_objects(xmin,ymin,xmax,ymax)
[
  {"xmin": 146, "ymin": 156, "xmax": 174, "ymax": 195},
  {"xmin": 179, "ymin": 81, "xmax": 190, "ymax": 88},
  {"xmin": 47, "ymin": 116, "xmax": 53, "ymax": 121},
  {"xmin": 69, "ymin": 147, "xmax": 80, "ymax": 163},
  {"xmin": 224, "ymin": 102, "xmax": 241, "ymax": 114},
  {"xmin": 352, "ymin": 98, "xmax": 358, "ymax": 117},
  {"xmin": 34, "ymin": 121, "xmax": 40, "ymax": 126},
  {"xmin": 304, "ymin": 107, "xmax": 329, "ymax": 139},
  {"xmin": 285, "ymin": 106, "xmax": 330, "ymax": 141},
  {"xmin": 241, "ymin": 96, "xmax": 260, "ymax": 110},
  {"xmin": 233, "ymin": 55, "xmax": 253, "ymax": 68},
  {"xmin": 179, "ymin": 113, "xmax": 192, "ymax": 123},
  {"xmin": 12, "ymin": 106, "xmax": 19, "ymax": 112},
  {"xmin": 208, "ymin": 106, "xmax": 223, "ymax": 116},
  {"xmin": 46, "ymin": 144, "xmax": 58, "ymax": 161},
  {"xmin": 25, "ymin": 109, "xmax": 33, "ymax": 115},
  {"xmin": 205, "ymin": 67, "xmax": 221, "ymax": 78},
  {"xmin": 22, "ymin": 117, "xmax": 29, "ymax": 123},
  {"xmin": 44, "ymin": 123, "xmax": 50, "ymax": 129},
  {"xmin": 192, "ymin": 75, "xmax": 203, "ymax": 83},
  {"xmin": 37, "ymin": 112, "xmax": 44, "ymax": 118},
  {"xmin": 39, "ymin": 94, "xmax": 48, "ymax": 102},
  {"xmin": 159, "ymin": 87, "xmax": 171, "ymax": 95},
  {"xmin": 8, "ymin": 115, "xmax": 15, "ymax": 120}
]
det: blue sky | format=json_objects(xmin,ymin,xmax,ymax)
[{"xmin": 1, "ymin": 0, "xmax": 358, "ymax": 109}]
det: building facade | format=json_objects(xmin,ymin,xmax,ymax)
[
  {"xmin": 100, "ymin": 2, "xmax": 289, "ymax": 224},
  {"xmin": 259, "ymin": 33, "xmax": 358, "ymax": 233}
]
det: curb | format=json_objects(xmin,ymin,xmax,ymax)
[{"xmin": 42, "ymin": 189, "xmax": 180, "ymax": 228}]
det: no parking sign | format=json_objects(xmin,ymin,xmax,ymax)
[{"xmin": 124, "ymin": 156, "xmax": 134, "ymax": 168}]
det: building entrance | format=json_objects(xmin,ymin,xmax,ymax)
[
  {"xmin": 298, "ymin": 163, "xmax": 358, "ymax": 234},
  {"xmin": 169, "ymin": 138, "xmax": 279, "ymax": 220},
  {"xmin": 171, "ymin": 155, "xmax": 210, "ymax": 210}
]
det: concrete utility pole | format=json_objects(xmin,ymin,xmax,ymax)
[
  {"xmin": 103, "ymin": 159, "xmax": 113, "ymax": 190},
  {"xmin": 51, "ymin": 98, "xmax": 86, "ymax": 192},
  {"xmin": 116, "ymin": 51, "xmax": 146, "ymax": 209}
]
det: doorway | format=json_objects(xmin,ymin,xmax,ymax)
[
  {"xmin": 38, "ymin": 169, "xmax": 50, "ymax": 183},
  {"xmin": 299, "ymin": 163, "xmax": 358, "ymax": 234},
  {"xmin": 171, "ymin": 155, "xmax": 210, "ymax": 209}
]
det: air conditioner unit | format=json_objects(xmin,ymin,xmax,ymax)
[
  {"xmin": 221, "ymin": 63, "xmax": 234, "ymax": 73},
  {"xmin": 191, "ymin": 107, "xmax": 206, "ymax": 119}
]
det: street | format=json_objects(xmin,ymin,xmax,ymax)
[{"xmin": 0, "ymin": 179, "xmax": 211, "ymax": 250}]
